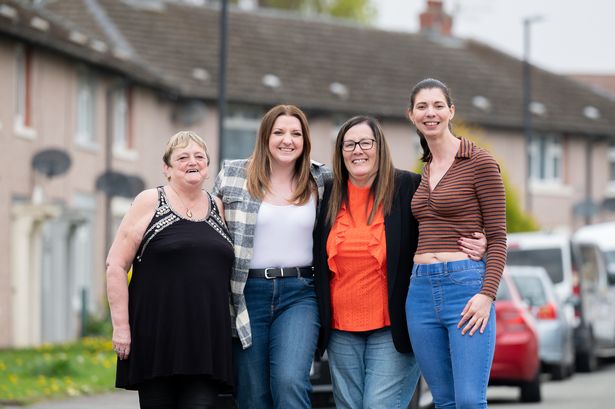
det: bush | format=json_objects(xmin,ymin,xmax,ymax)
[{"xmin": 83, "ymin": 313, "xmax": 112, "ymax": 338}]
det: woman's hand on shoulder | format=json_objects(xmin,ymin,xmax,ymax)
[
  {"xmin": 458, "ymin": 232, "xmax": 487, "ymax": 261},
  {"xmin": 458, "ymin": 293, "xmax": 493, "ymax": 336}
]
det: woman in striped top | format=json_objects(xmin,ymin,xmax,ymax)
[{"xmin": 405, "ymin": 78, "xmax": 507, "ymax": 409}]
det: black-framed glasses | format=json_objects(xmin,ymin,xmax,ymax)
[{"xmin": 342, "ymin": 139, "xmax": 376, "ymax": 152}]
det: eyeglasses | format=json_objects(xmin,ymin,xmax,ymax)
[{"xmin": 342, "ymin": 139, "xmax": 376, "ymax": 152}]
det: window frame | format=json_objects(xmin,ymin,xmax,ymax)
[
  {"xmin": 220, "ymin": 105, "xmax": 263, "ymax": 163},
  {"xmin": 529, "ymin": 133, "xmax": 563, "ymax": 185},
  {"xmin": 111, "ymin": 85, "xmax": 137, "ymax": 160},
  {"xmin": 75, "ymin": 68, "xmax": 98, "ymax": 149},
  {"xmin": 14, "ymin": 44, "xmax": 36, "ymax": 139}
]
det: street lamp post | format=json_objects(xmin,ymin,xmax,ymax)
[
  {"xmin": 218, "ymin": 0, "xmax": 228, "ymax": 167},
  {"xmin": 523, "ymin": 16, "xmax": 543, "ymax": 214}
]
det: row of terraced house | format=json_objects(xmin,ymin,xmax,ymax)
[{"xmin": 1, "ymin": 0, "xmax": 615, "ymax": 347}]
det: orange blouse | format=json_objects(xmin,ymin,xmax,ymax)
[{"xmin": 326, "ymin": 181, "xmax": 389, "ymax": 331}]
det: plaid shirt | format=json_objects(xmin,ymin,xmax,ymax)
[{"xmin": 212, "ymin": 159, "xmax": 331, "ymax": 349}]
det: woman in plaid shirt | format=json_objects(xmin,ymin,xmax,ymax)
[{"xmin": 213, "ymin": 105, "xmax": 330, "ymax": 409}]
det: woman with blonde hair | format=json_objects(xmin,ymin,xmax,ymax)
[
  {"xmin": 213, "ymin": 105, "xmax": 330, "ymax": 409},
  {"xmin": 107, "ymin": 131, "xmax": 234, "ymax": 408}
]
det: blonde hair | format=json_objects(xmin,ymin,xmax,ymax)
[
  {"xmin": 246, "ymin": 105, "xmax": 314, "ymax": 204},
  {"xmin": 326, "ymin": 116, "xmax": 395, "ymax": 225},
  {"xmin": 163, "ymin": 130, "xmax": 210, "ymax": 166}
]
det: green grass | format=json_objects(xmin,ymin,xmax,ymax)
[{"xmin": 0, "ymin": 337, "xmax": 117, "ymax": 404}]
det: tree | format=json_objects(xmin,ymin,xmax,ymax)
[{"xmin": 255, "ymin": 0, "xmax": 376, "ymax": 23}]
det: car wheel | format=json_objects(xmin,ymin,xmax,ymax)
[
  {"xmin": 520, "ymin": 370, "xmax": 542, "ymax": 403},
  {"xmin": 550, "ymin": 362, "xmax": 566, "ymax": 381},
  {"xmin": 576, "ymin": 345, "xmax": 598, "ymax": 373},
  {"xmin": 564, "ymin": 362, "xmax": 575, "ymax": 379}
]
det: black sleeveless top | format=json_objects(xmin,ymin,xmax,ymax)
[{"xmin": 116, "ymin": 187, "xmax": 234, "ymax": 390}]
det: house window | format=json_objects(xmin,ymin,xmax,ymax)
[
  {"xmin": 15, "ymin": 44, "xmax": 35, "ymax": 136},
  {"xmin": 112, "ymin": 86, "xmax": 132, "ymax": 151},
  {"xmin": 221, "ymin": 105, "xmax": 262, "ymax": 162},
  {"xmin": 529, "ymin": 134, "xmax": 562, "ymax": 183},
  {"xmin": 609, "ymin": 141, "xmax": 615, "ymax": 184},
  {"xmin": 75, "ymin": 69, "xmax": 97, "ymax": 147}
]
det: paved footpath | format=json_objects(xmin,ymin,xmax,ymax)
[{"xmin": 1, "ymin": 390, "xmax": 139, "ymax": 409}]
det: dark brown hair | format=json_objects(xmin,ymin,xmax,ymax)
[
  {"xmin": 408, "ymin": 78, "xmax": 454, "ymax": 162},
  {"xmin": 326, "ymin": 116, "xmax": 395, "ymax": 226}
]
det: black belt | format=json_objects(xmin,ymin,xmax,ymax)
[{"xmin": 248, "ymin": 266, "xmax": 314, "ymax": 279}]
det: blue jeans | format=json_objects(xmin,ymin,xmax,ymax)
[
  {"xmin": 233, "ymin": 276, "xmax": 319, "ymax": 409},
  {"xmin": 406, "ymin": 259, "xmax": 495, "ymax": 409},
  {"xmin": 327, "ymin": 327, "xmax": 420, "ymax": 409}
]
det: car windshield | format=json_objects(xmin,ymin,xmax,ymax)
[
  {"xmin": 506, "ymin": 248, "xmax": 564, "ymax": 284},
  {"xmin": 511, "ymin": 275, "xmax": 547, "ymax": 307}
]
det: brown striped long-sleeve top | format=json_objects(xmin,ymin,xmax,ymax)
[{"xmin": 411, "ymin": 137, "xmax": 507, "ymax": 299}]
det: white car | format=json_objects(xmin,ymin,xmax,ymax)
[
  {"xmin": 507, "ymin": 232, "xmax": 605, "ymax": 372},
  {"xmin": 573, "ymin": 222, "xmax": 615, "ymax": 359}
]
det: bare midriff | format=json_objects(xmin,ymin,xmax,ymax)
[{"xmin": 413, "ymin": 251, "xmax": 469, "ymax": 264}]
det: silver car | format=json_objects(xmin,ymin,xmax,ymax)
[{"xmin": 507, "ymin": 265, "xmax": 575, "ymax": 380}]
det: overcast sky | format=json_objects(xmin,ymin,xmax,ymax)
[{"xmin": 375, "ymin": 0, "xmax": 615, "ymax": 74}]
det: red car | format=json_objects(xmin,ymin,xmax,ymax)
[{"xmin": 489, "ymin": 271, "xmax": 542, "ymax": 403}]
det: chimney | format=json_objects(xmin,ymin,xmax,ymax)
[{"xmin": 419, "ymin": 0, "xmax": 452, "ymax": 36}]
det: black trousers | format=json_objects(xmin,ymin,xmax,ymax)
[{"xmin": 137, "ymin": 375, "xmax": 219, "ymax": 409}]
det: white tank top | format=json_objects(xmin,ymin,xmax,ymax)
[{"xmin": 249, "ymin": 195, "xmax": 316, "ymax": 269}]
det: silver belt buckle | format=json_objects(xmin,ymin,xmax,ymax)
[{"xmin": 264, "ymin": 267, "xmax": 276, "ymax": 279}]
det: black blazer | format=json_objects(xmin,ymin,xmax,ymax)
[{"xmin": 313, "ymin": 169, "xmax": 421, "ymax": 355}]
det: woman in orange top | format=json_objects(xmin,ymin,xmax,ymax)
[{"xmin": 313, "ymin": 116, "xmax": 486, "ymax": 409}]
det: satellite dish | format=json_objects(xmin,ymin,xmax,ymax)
[
  {"xmin": 601, "ymin": 197, "xmax": 615, "ymax": 212},
  {"xmin": 96, "ymin": 171, "xmax": 145, "ymax": 198},
  {"xmin": 32, "ymin": 148, "xmax": 71, "ymax": 177}
]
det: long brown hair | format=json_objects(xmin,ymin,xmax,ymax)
[
  {"xmin": 246, "ymin": 105, "xmax": 314, "ymax": 204},
  {"xmin": 326, "ymin": 116, "xmax": 395, "ymax": 226},
  {"xmin": 408, "ymin": 78, "xmax": 454, "ymax": 162}
]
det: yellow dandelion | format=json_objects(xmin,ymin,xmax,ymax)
[{"xmin": 66, "ymin": 386, "xmax": 80, "ymax": 396}]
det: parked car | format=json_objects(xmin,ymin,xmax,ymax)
[
  {"xmin": 489, "ymin": 270, "xmax": 541, "ymax": 403},
  {"xmin": 573, "ymin": 222, "xmax": 615, "ymax": 358},
  {"xmin": 507, "ymin": 232, "xmax": 605, "ymax": 372},
  {"xmin": 507, "ymin": 265, "xmax": 575, "ymax": 380}
]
